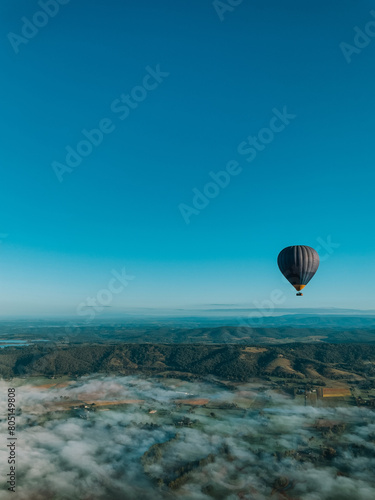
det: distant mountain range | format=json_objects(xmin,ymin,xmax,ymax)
[{"xmin": 1, "ymin": 314, "xmax": 375, "ymax": 344}]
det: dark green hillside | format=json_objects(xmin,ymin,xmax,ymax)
[{"xmin": 1, "ymin": 343, "xmax": 375, "ymax": 382}]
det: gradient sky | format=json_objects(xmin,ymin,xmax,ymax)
[{"xmin": 1, "ymin": 0, "xmax": 375, "ymax": 316}]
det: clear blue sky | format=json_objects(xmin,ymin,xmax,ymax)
[{"xmin": 1, "ymin": 0, "xmax": 375, "ymax": 316}]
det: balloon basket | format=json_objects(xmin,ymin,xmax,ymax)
[{"xmin": 296, "ymin": 292, "xmax": 303, "ymax": 296}]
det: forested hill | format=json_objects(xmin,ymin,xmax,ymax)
[{"xmin": 1, "ymin": 343, "xmax": 375, "ymax": 382}]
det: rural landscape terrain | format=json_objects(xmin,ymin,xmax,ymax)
[
  {"xmin": 1, "ymin": 370, "xmax": 375, "ymax": 499},
  {"xmin": 1, "ymin": 316, "xmax": 375, "ymax": 499}
]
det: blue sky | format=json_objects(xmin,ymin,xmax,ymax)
[{"xmin": 1, "ymin": 0, "xmax": 375, "ymax": 316}]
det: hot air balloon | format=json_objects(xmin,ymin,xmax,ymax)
[{"xmin": 277, "ymin": 245, "xmax": 319, "ymax": 296}]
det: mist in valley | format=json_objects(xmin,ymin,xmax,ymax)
[{"xmin": 1, "ymin": 375, "xmax": 375, "ymax": 500}]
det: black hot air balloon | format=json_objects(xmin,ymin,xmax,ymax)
[{"xmin": 277, "ymin": 245, "xmax": 319, "ymax": 296}]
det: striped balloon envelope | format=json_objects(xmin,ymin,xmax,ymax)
[{"xmin": 277, "ymin": 245, "xmax": 319, "ymax": 296}]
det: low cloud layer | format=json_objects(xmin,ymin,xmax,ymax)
[{"xmin": 1, "ymin": 376, "xmax": 375, "ymax": 499}]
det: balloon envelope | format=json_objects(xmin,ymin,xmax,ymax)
[{"xmin": 277, "ymin": 245, "xmax": 319, "ymax": 292}]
